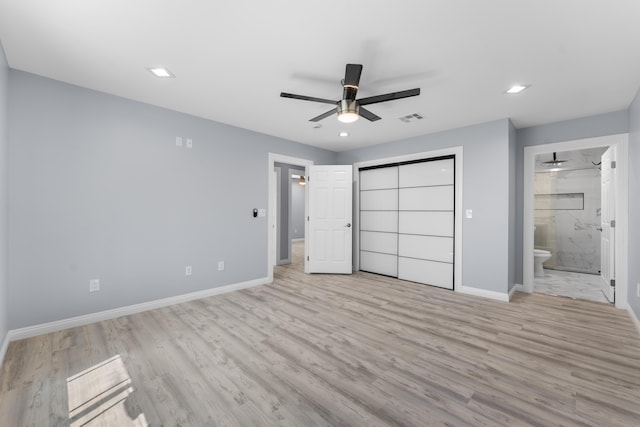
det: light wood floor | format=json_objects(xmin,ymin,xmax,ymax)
[{"xmin": 1, "ymin": 242, "xmax": 640, "ymax": 426}]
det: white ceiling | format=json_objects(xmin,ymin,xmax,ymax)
[{"xmin": 1, "ymin": 1, "xmax": 640, "ymax": 152}]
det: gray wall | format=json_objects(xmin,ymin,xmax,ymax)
[
  {"xmin": 0, "ymin": 43, "xmax": 9, "ymax": 347},
  {"xmin": 338, "ymin": 119, "xmax": 513, "ymax": 294},
  {"xmin": 8, "ymin": 70, "xmax": 336, "ymax": 329},
  {"xmin": 628, "ymin": 89, "xmax": 640, "ymax": 320},
  {"xmin": 514, "ymin": 110, "xmax": 629, "ymax": 284}
]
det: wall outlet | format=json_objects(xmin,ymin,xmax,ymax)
[
  {"xmin": 465, "ymin": 209, "xmax": 473, "ymax": 219},
  {"xmin": 89, "ymin": 279, "xmax": 100, "ymax": 292},
  {"xmin": 218, "ymin": 261, "xmax": 225, "ymax": 271},
  {"xmin": 185, "ymin": 266, "xmax": 192, "ymax": 276},
  {"xmin": 176, "ymin": 136, "xmax": 183, "ymax": 147}
]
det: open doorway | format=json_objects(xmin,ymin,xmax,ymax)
[
  {"xmin": 267, "ymin": 154, "xmax": 313, "ymax": 282},
  {"xmin": 273, "ymin": 163, "xmax": 306, "ymax": 267},
  {"xmin": 523, "ymin": 134, "xmax": 629, "ymax": 308},
  {"xmin": 532, "ymin": 147, "xmax": 609, "ymax": 303}
]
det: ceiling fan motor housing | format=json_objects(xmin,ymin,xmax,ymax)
[{"xmin": 337, "ymin": 99, "xmax": 359, "ymax": 123}]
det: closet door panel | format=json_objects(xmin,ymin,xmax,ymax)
[
  {"xmin": 399, "ymin": 186, "xmax": 453, "ymax": 211},
  {"xmin": 360, "ymin": 251, "xmax": 398, "ymax": 277},
  {"xmin": 360, "ymin": 167, "xmax": 398, "ymax": 190},
  {"xmin": 398, "ymin": 257, "xmax": 453, "ymax": 289},
  {"xmin": 398, "ymin": 234, "xmax": 453, "ymax": 263},
  {"xmin": 399, "ymin": 211, "xmax": 453, "ymax": 237},
  {"xmin": 399, "ymin": 159, "xmax": 454, "ymax": 187},
  {"xmin": 360, "ymin": 189, "xmax": 398, "ymax": 211},
  {"xmin": 360, "ymin": 211, "xmax": 398, "ymax": 233},
  {"xmin": 360, "ymin": 231, "xmax": 397, "ymax": 255}
]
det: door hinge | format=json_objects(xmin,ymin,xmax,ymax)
[
  {"xmin": 611, "ymin": 161, "xmax": 616, "ymax": 169},
  {"xmin": 610, "ymin": 279, "xmax": 616, "ymax": 287},
  {"xmin": 611, "ymin": 220, "xmax": 616, "ymax": 228},
  {"xmin": 307, "ymin": 256, "xmax": 309, "ymax": 261},
  {"xmin": 307, "ymin": 216, "xmax": 309, "ymax": 221}
]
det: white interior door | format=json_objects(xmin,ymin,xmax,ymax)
[
  {"xmin": 600, "ymin": 146, "xmax": 616, "ymax": 302},
  {"xmin": 308, "ymin": 165, "xmax": 353, "ymax": 274}
]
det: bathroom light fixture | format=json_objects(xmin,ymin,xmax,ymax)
[
  {"xmin": 147, "ymin": 67, "xmax": 175, "ymax": 78},
  {"xmin": 339, "ymin": 132, "xmax": 349, "ymax": 137},
  {"xmin": 505, "ymin": 84, "xmax": 529, "ymax": 94}
]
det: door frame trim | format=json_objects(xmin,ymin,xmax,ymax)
[
  {"xmin": 268, "ymin": 153, "xmax": 313, "ymax": 282},
  {"xmin": 523, "ymin": 133, "xmax": 629, "ymax": 308},
  {"xmin": 352, "ymin": 146, "xmax": 464, "ymax": 292}
]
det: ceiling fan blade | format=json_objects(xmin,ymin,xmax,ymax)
[
  {"xmin": 344, "ymin": 64, "xmax": 363, "ymax": 87},
  {"xmin": 309, "ymin": 108, "xmax": 337, "ymax": 122},
  {"xmin": 358, "ymin": 88, "xmax": 421, "ymax": 106},
  {"xmin": 359, "ymin": 107, "xmax": 381, "ymax": 122},
  {"xmin": 280, "ymin": 92, "xmax": 337, "ymax": 105}
]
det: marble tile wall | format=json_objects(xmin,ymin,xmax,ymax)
[{"xmin": 534, "ymin": 168, "xmax": 601, "ymax": 274}]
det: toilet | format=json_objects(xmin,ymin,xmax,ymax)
[{"xmin": 534, "ymin": 249, "xmax": 551, "ymax": 277}]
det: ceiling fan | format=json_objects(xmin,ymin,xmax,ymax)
[{"xmin": 280, "ymin": 64, "xmax": 420, "ymax": 123}]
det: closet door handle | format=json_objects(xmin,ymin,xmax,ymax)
[{"xmin": 345, "ymin": 223, "xmax": 351, "ymax": 228}]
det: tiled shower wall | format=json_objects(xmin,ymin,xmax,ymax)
[{"xmin": 534, "ymin": 168, "xmax": 601, "ymax": 274}]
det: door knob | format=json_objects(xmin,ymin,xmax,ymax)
[
  {"xmin": 596, "ymin": 227, "xmax": 602, "ymax": 232},
  {"xmin": 345, "ymin": 223, "xmax": 351, "ymax": 228}
]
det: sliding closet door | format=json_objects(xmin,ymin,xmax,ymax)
[
  {"xmin": 398, "ymin": 159, "xmax": 454, "ymax": 289},
  {"xmin": 359, "ymin": 167, "xmax": 398, "ymax": 277}
]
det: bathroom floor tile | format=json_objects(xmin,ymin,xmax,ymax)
[{"xmin": 534, "ymin": 269, "xmax": 610, "ymax": 304}]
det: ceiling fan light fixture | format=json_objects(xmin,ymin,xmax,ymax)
[{"xmin": 337, "ymin": 100, "xmax": 359, "ymax": 123}]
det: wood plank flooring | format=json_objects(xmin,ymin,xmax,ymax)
[{"xmin": 1, "ymin": 243, "xmax": 640, "ymax": 426}]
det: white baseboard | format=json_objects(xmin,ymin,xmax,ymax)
[
  {"xmin": 628, "ymin": 304, "xmax": 640, "ymax": 337},
  {"xmin": 458, "ymin": 286, "xmax": 509, "ymax": 302},
  {"xmin": 8, "ymin": 277, "xmax": 269, "ymax": 342},
  {"xmin": 0, "ymin": 331, "xmax": 9, "ymax": 370}
]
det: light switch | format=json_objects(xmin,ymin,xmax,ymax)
[
  {"xmin": 176, "ymin": 137, "xmax": 183, "ymax": 147},
  {"xmin": 466, "ymin": 209, "xmax": 473, "ymax": 219},
  {"xmin": 186, "ymin": 138, "xmax": 193, "ymax": 148}
]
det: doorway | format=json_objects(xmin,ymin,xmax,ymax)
[
  {"xmin": 523, "ymin": 134, "xmax": 629, "ymax": 308},
  {"xmin": 267, "ymin": 154, "xmax": 313, "ymax": 282}
]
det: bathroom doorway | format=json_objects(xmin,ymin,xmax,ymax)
[
  {"xmin": 523, "ymin": 134, "xmax": 629, "ymax": 308},
  {"xmin": 533, "ymin": 147, "xmax": 608, "ymax": 302}
]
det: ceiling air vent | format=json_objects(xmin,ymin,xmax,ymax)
[{"xmin": 399, "ymin": 113, "xmax": 424, "ymax": 123}]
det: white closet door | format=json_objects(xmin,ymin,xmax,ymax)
[
  {"xmin": 359, "ymin": 167, "xmax": 398, "ymax": 277},
  {"xmin": 398, "ymin": 159, "xmax": 454, "ymax": 289}
]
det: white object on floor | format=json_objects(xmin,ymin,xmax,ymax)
[{"xmin": 534, "ymin": 249, "xmax": 551, "ymax": 277}]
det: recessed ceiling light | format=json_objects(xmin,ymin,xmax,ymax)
[
  {"xmin": 505, "ymin": 84, "xmax": 529, "ymax": 94},
  {"xmin": 147, "ymin": 67, "xmax": 175, "ymax": 78},
  {"xmin": 339, "ymin": 132, "xmax": 349, "ymax": 137}
]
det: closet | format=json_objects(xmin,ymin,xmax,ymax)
[{"xmin": 359, "ymin": 156, "xmax": 455, "ymax": 289}]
